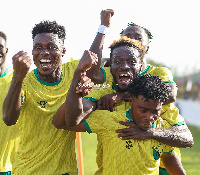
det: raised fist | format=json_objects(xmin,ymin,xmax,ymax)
[
  {"xmin": 77, "ymin": 50, "xmax": 98, "ymax": 73},
  {"xmin": 101, "ymin": 9, "xmax": 114, "ymax": 27},
  {"xmin": 12, "ymin": 51, "xmax": 32, "ymax": 80}
]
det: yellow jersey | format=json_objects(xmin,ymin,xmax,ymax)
[
  {"xmin": 83, "ymin": 110, "xmax": 174, "ymax": 175},
  {"xmin": 0, "ymin": 69, "xmax": 20, "ymax": 172},
  {"xmin": 13, "ymin": 61, "xmax": 79, "ymax": 175},
  {"xmin": 84, "ymin": 65, "xmax": 185, "ymax": 174}
]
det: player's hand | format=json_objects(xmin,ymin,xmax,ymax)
[
  {"xmin": 97, "ymin": 93, "xmax": 123, "ymax": 112},
  {"xmin": 116, "ymin": 121, "xmax": 154, "ymax": 140},
  {"xmin": 77, "ymin": 50, "xmax": 98, "ymax": 73},
  {"xmin": 101, "ymin": 9, "xmax": 114, "ymax": 27},
  {"xmin": 12, "ymin": 51, "xmax": 32, "ymax": 80},
  {"xmin": 76, "ymin": 72, "xmax": 94, "ymax": 96}
]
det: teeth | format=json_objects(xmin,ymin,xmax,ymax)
[
  {"xmin": 41, "ymin": 65, "xmax": 49, "ymax": 68},
  {"xmin": 40, "ymin": 59, "xmax": 51, "ymax": 63},
  {"xmin": 120, "ymin": 74, "xmax": 129, "ymax": 77}
]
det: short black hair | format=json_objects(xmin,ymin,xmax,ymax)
[
  {"xmin": 120, "ymin": 22, "xmax": 153, "ymax": 40},
  {"xmin": 0, "ymin": 31, "xmax": 7, "ymax": 42},
  {"xmin": 128, "ymin": 74, "xmax": 169, "ymax": 103},
  {"xmin": 32, "ymin": 20, "xmax": 66, "ymax": 43}
]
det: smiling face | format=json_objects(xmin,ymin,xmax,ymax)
[
  {"xmin": 110, "ymin": 45, "xmax": 142, "ymax": 92},
  {"xmin": 32, "ymin": 33, "xmax": 65, "ymax": 79},
  {"xmin": 129, "ymin": 95, "xmax": 162, "ymax": 130},
  {"xmin": 0, "ymin": 36, "xmax": 8, "ymax": 68},
  {"xmin": 122, "ymin": 26, "xmax": 149, "ymax": 54}
]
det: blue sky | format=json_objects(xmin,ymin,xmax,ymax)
[{"xmin": 2, "ymin": 0, "xmax": 200, "ymax": 75}]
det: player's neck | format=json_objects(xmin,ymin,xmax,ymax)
[
  {"xmin": 0, "ymin": 65, "xmax": 6, "ymax": 75},
  {"xmin": 37, "ymin": 66, "xmax": 62, "ymax": 83}
]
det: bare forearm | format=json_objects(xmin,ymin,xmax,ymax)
[
  {"xmin": 161, "ymin": 151, "xmax": 186, "ymax": 175},
  {"xmin": 151, "ymin": 125, "xmax": 194, "ymax": 148},
  {"xmin": 3, "ymin": 76, "xmax": 23, "ymax": 126},
  {"xmin": 87, "ymin": 33, "xmax": 105, "ymax": 84},
  {"xmin": 65, "ymin": 69, "xmax": 84, "ymax": 126}
]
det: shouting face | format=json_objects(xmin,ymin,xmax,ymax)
[
  {"xmin": 32, "ymin": 33, "xmax": 65, "ymax": 79},
  {"xmin": 110, "ymin": 45, "xmax": 142, "ymax": 92}
]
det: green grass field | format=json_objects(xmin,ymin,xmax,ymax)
[{"xmin": 76, "ymin": 125, "xmax": 200, "ymax": 175}]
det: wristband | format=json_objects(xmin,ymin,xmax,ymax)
[{"xmin": 97, "ymin": 25, "xmax": 108, "ymax": 34}]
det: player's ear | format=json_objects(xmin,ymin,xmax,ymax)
[{"xmin": 129, "ymin": 96, "xmax": 133, "ymax": 106}]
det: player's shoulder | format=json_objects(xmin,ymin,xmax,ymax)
[
  {"xmin": 148, "ymin": 64, "xmax": 171, "ymax": 73},
  {"xmin": 62, "ymin": 59, "xmax": 80, "ymax": 68}
]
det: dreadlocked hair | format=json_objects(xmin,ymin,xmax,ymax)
[
  {"xmin": 109, "ymin": 36, "xmax": 144, "ymax": 63},
  {"xmin": 120, "ymin": 22, "xmax": 153, "ymax": 40},
  {"xmin": 0, "ymin": 31, "xmax": 7, "ymax": 42},
  {"xmin": 127, "ymin": 74, "xmax": 169, "ymax": 103},
  {"xmin": 32, "ymin": 20, "xmax": 66, "ymax": 43}
]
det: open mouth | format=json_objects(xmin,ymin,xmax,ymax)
[
  {"xmin": 118, "ymin": 73, "xmax": 131, "ymax": 84},
  {"xmin": 39, "ymin": 59, "xmax": 52, "ymax": 68}
]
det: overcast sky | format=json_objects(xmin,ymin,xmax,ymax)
[{"xmin": 2, "ymin": 0, "xmax": 200, "ymax": 75}]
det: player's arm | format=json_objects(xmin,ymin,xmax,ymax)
[
  {"xmin": 117, "ymin": 122, "xmax": 194, "ymax": 148},
  {"xmin": 161, "ymin": 150, "xmax": 186, "ymax": 175},
  {"xmin": 101, "ymin": 58, "xmax": 111, "ymax": 67},
  {"xmin": 86, "ymin": 9, "xmax": 114, "ymax": 84},
  {"xmin": 97, "ymin": 92, "xmax": 129, "ymax": 111},
  {"xmin": 3, "ymin": 51, "xmax": 31, "ymax": 126},
  {"xmin": 53, "ymin": 50, "xmax": 98, "ymax": 128},
  {"xmin": 52, "ymin": 100, "xmax": 91, "ymax": 132}
]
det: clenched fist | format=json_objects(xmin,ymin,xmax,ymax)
[
  {"xmin": 12, "ymin": 51, "xmax": 32, "ymax": 80},
  {"xmin": 101, "ymin": 9, "xmax": 114, "ymax": 27}
]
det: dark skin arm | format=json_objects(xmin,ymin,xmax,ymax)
[
  {"xmin": 3, "ymin": 51, "xmax": 32, "ymax": 126},
  {"xmin": 86, "ymin": 9, "xmax": 114, "ymax": 84},
  {"xmin": 52, "ymin": 99, "xmax": 95, "ymax": 130},
  {"xmin": 116, "ymin": 121, "xmax": 194, "ymax": 148},
  {"xmin": 161, "ymin": 151, "xmax": 186, "ymax": 175},
  {"xmin": 53, "ymin": 50, "xmax": 98, "ymax": 128}
]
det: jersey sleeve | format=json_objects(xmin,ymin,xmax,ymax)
[
  {"xmin": 160, "ymin": 103, "xmax": 186, "ymax": 126},
  {"xmin": 150, "ymin": 67, "xmax": 175, "ymax": 83}
]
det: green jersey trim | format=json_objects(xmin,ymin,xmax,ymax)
[
  {"xmin": 139, "ymin": 65, "xmax": 150, "ymax": 76},
  {"xmin": 0, "ymin": 171, "xmax": 12, "ymax": 175},
  {"xmin": 159, "ymin": 167, "xmax": 170, "ymax": 175},
  {"xmin": 83, "ymin": 97, "xmax": 99, "ymax": 102},
  {"xmin": 163, "ymin": 148, "xmax": 174, "ymax": 153},
  {"xmin": 126, "ymin": 110, "xmax": 133, "ymax": 121},
  {"xmin": 173, "ymin": 121, "xmax": 186, "ymax": 126},
  {"xmin": 83, "ymin": 120, "xmax": 92, "ymax": 134},
  {"xmin": 100, "ymin": 67, "xmax": 106, "ymax": 83},
  {"xmin": 0, "ymin": 68, "xmax": 8, "ymax": 77},
  {"xmin": 34, "ymin": 69, "xmax": 63, "ymax": 86}
]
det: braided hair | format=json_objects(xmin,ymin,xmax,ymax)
[{"xmin": 128, "ymin": 74, "xmax": 169, "ymax": 103}]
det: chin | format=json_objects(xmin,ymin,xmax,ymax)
[
  {"xmin": 117, "ymin": 84, "xmax": 129, "ymax": 92},
  {"xmin": 38, "ymin": 68, "xmax": 54, "ymax": 77}
]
